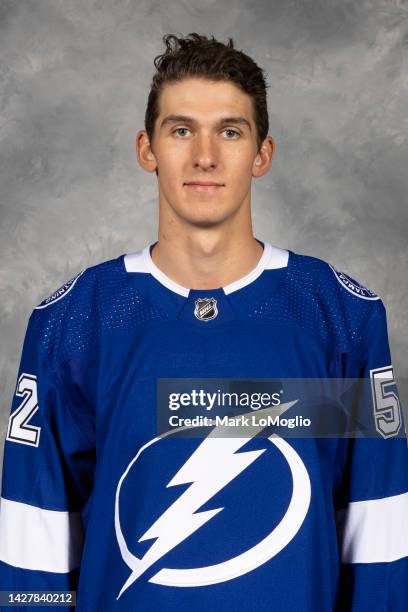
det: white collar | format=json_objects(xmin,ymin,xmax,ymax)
[{"xmin": 124, "ymin": 241, "xmax": 289, "ymax": 297}]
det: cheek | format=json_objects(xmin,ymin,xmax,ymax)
[
  {"xmin": 159, "ymin": 150, "xmax": 188, "ymax": 181},
  {"xmin": 225, "ymin": 147, "xmax": 255, "ymax": 173}
]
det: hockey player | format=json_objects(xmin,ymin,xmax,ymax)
[{"xmin": 1, "ymin": 33, "xmax": 407, "ymax": 611}]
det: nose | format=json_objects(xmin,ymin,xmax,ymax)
[{"xmin": 192, "ymin": 132, "xmax": 218, "ymax": 171}]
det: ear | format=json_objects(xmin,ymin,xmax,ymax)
[
  {"xmin": 252, "ymin": 136, "xmax": 275, "ymax": 178},
  {"xmin": 136, "ymin": 130, "xmax": 157, "ymax": 173}
]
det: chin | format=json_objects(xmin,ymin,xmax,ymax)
[{"xmin": 170, "ymin": 200, "xmax": 237, "ymax": 227}]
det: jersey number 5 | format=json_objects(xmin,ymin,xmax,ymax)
[
  {"xmin": 6, "ymin": 373, "xmax": 41, "ymax": 447},
  {"xmin": 370, "ymin": 365, "xmax": 401, "ymax": 438}
]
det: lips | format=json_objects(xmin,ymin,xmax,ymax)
[
  {"xmin": 184, "ymin": 182, "xmax": 224, "ymax": 193},
  {"xmin": 184, "ymin": 182, "xmax": 224, "ymax": 186},
  {"xmin": 183, "ymin": 181, "xmax": 225, "ymax": 193}
]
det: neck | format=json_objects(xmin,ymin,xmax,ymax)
[{"xmin": 151, "ymin": 224, "xmax": 263, "ymax": 291}]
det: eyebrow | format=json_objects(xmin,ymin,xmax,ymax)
[{"xmin": 160, "ymin": 114, "xmax": 252, "ymax": 131}]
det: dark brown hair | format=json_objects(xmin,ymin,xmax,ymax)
[{"xmin": 145, "ymin": 33, "xmax": 270, "ymax": 153}]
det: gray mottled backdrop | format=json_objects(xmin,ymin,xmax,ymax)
[{"xmin": 1, "ymin": 0, "xmax": 407, "ymax": 469}]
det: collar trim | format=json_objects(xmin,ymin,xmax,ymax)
[{"xmin": 124, "ymin": 242, "xmax": 289, "ymax": 297}]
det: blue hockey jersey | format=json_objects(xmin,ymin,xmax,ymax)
[{"xmin": 1, "ymin": 240, "xmax": 407, "ymax": 611}]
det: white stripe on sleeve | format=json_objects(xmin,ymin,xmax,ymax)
[
  {"xmin": 337, "ymin": 491, "xmax": 408, "ymax": 563},
  {"xmin": 0, "ymin": 496, "xmax": 83, "ymax": 572}
]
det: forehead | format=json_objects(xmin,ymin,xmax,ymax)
[{"xmin": 157, "ymin": 78, "xmax": 255, "ymax": 123}]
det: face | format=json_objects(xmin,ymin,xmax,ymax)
[{"xmin": 137, "ymin": 78, "xmax": 274, "ymax": 228}]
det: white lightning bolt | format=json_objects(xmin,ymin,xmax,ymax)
[{"xmin": 117, "ymin": 401, "xmax": 297, "ymax": 598}]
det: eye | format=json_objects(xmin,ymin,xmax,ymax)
[
  {"xmin": 223, "ymin": 128, "xmax": 240, "ymax": 139},
  {"xmin": 173, "ymin": 127, "xmax": 191, "ymax": 137}
]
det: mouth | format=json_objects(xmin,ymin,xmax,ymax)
[{"xmin": 183, "ymin": 181, "xmax": 225, "ymax": 193}]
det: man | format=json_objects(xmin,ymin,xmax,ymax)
[{"xmin": 0, "ymin": 33, "xmax": 407, "ymax": 611}]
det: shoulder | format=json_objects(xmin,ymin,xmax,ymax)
[
  {"xmin": 34, "ymin": 254, "xmax": 125, "ymax": 311},
  {"xmin": 289, "ymin": 250, "xmax": 380, "ymax": 300},
  {"xmin": 285, "ymin": 249, "xmax": 385, "ymax": 348},
  {"xmin": 30, "ymin": 253, "xmax": 127, "ymax": 364}
]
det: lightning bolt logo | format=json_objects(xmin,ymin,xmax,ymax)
[{"xmin": 115, "ymin": 401, "xmax": 311, "ymax": 597}]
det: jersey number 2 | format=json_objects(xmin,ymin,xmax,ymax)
[{"xmin": 6, "ymin": 373, "xmax": 41, "ymax": 447}]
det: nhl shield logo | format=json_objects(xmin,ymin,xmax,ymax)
[{"xmin": 194, "ymin": 297, "xmax": 218, "ymax": 321}]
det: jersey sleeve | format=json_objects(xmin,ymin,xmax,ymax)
[
  {"xmin": 335, "ymin": 299, "xmax": 408, "ymax": 611},
  {"xmin": 0, "ymin": 308, "xmax": 95, "ymax": 606}
]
